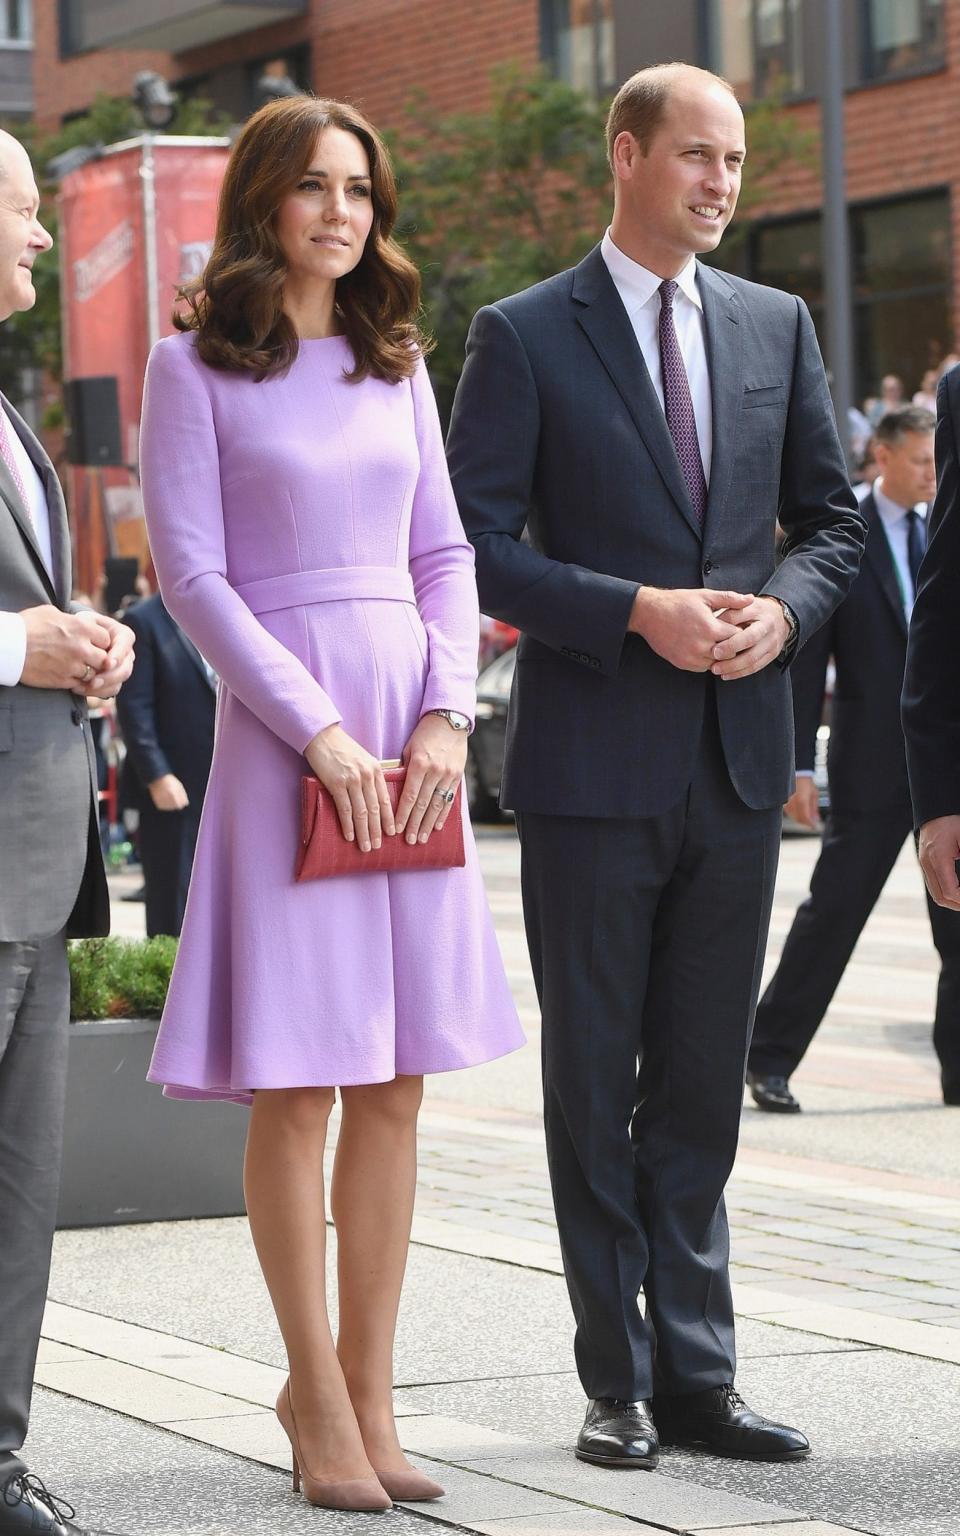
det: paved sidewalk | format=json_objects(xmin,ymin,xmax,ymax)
[{"xmin": 39, "ymin": 830, "xmax": 959, "ymax": 1536}]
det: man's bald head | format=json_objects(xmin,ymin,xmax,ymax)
[
  {"xmin": 0, "ymin": 129, "xmax": 33, "ymax": 182},
  {"xmin": 0, "ymin": 130, "xmax": 52, "ymax": 322},
  {"xmin": 606, "ymin": 62, "xmax": 738, "ymax": 167}
]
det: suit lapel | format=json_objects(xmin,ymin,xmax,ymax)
[
  {"xmin": 571, "ymin": 247, "xmax": 702, "ymax": 540},
  {"xmin": 697, "ymin": 263, "xmax": 742, "ymax": 540},
  {"xmin": 861, "ymin": 493, "xmax": 908, "ymax": 638},
  {"xmin": 0, "ymin": 394, "xmax": 70, "ymax": 606}
]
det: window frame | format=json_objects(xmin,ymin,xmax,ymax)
[
  {"xmin": 861, "ymin": 0, "xmax": 946, "ymax": 86},
  {"xmin": 0, "ymin": 0, "xmax": 32, "ymax": 47},
  {"xmin": 539, "ymin": 0, "xmax": 615, "ymax": 99},
  {"xmin": 714, "ymin": 187, "xmax": 952, "ymax": 402},
  {"xmin": 703, "ymin": 0, "xmax": 809, "ymax": 104}
]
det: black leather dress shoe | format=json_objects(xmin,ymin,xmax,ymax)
[
  {"xmin": 654, "ymin": 1385, "xmax": 810, "ymax": 1461},
  {"xmin": 746, "ymin": 1072, "xmax": 801, "ymax": 1114},
  {"xmin": 943, "ymin": 1079, "xmax": 960, "ymax": 1106},
  {"xmin": 0, "ymin": 1472, "xmax": 122, "ymax": 1535},
  {"xmin": 575, "ymin": 1398, "xmax": 659, "ymax": 1469}
]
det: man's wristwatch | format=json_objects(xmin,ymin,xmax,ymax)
[
  {"xmin": 427, "ymin": 708, "xmax": 472, "ymax": 734},
  {"xmin": 765, "ymin": 597, "xmax": 798, "ymax": 657}
]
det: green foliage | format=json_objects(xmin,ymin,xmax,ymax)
[
  {"xmin": 68, "ymin": 935, "xmax": 178, "ymax": 1021},
  {"xmin": 391, "ymin": 67, "xmax": 610, "ymax": 418},
  {"xmin": 391, "ymin": 68, "xmax": 816, "ymax": 418},
  {"xmin": 0, "ymin": 92, "xmax": 230, "ymax": 405}
]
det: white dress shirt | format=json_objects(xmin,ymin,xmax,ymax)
[
  {"xmin": 873, "ymin": 477, "xmax": 926, "ymax": 621},
  {"xmin": 600, "ymin": 228, "xmax": 713, "ymax": 487},
  {"xmin": 0, "ymin": 405, "xmax": 54, "ymax": 686}
]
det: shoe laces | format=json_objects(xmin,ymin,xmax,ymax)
[
  {"xmin": 2, "ymin": 1472, "xmax": 75, "ymax": 1526},
  {"xmin": 716, "ymin": 1384, "xmax": 748, "ymax": 1413}
]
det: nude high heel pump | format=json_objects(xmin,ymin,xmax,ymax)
[
  {"xmin": 276, "ymin": 1381, "xmax": 392, "ymax": 1512},
  {"xmin": 372, "ymin": 1466, "xmax": 445, "ymax": 1502}
]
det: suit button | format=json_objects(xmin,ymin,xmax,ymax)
[
  {"xmin": 702, "ymin": 560, "xmax": 714, "ymax": 576},
  {"xmin": 71, "ymin": 706, "xmax": 84, "ymax": 725}
]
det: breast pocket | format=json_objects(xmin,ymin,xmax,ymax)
[{"xmin": 743, "ymin": 383, "xmax": 786, "ymax": 409}]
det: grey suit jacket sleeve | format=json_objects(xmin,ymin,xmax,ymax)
[
  {"xmin": 760, "ymin": 298, "xmax": 866, "ymax": 653},
  {"xmin": 902, "ymin": 368, "xmax": 960, "ymax": 825},
  {"xmin": 447, "ymin": 303, "xmax": 640, "ymax": 677}
]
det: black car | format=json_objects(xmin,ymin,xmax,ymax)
[{"xmin": 466, "ymin": 645, "xmax": 515, "ymax": 821}]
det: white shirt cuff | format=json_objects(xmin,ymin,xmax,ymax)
[
  {"xmin": 0, "ymin": 612, "xmax": 27, "ymax": 686},
  {"xmin": 795, "ymin": 768, "xmax": 815, "ymax": 778}
]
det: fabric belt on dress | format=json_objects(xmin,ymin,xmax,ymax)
[{"xmin": 234, "ymin": 566, "xmax": 416, "ymax": 615}]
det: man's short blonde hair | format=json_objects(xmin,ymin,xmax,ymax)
[{"xmin": 605, "ymin": 63, "xmax": 738, "ymax": 169}]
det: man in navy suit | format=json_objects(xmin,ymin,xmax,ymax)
[
  {"xmin": 748, "ymin": 405, "xmax": 960, "ymax": 1111},
  {"xmin": 903, "ymin": 366, "xmax": 960, "ymax": 1008},
  {"xmin": 117, "ymin": 593, "xmax": 215, "ymax": 937},
  {"xmin": 447, "ymin": 63, "xmax": 864, "ymax": 1468}
]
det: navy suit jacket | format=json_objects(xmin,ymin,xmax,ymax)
[
  {"xmin": 117, "ymin": 593, "xmax": 215, "ymax": 812},
  {"xmin": 447, "ymin": 246, "xmax": 866, "ymax": 817},
  {"xmin": 792, "ymin": 492, "xmax": 914, "ymax": 818},
  {"xmin": 902, "ymin": 364, "xmax": 960, "ymax": 826}
]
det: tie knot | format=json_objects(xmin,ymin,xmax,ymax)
[{"xmin": 659, "ymin": 279, "xmax": 678, "ymax": 310}]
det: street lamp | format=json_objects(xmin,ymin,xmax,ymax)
[
  {"xmin": 133, "ymin": 71, "xmax": 177, "ymax": 131},
  {"xmin": 818, "ymin": 1, "xmax": 854, "ymax": 469}
]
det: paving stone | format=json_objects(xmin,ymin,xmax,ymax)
[
  {"xmin": 460, "ymin": 1448, "xmax": 801, "ymax": 1531},
  {"xmin": 469, "ymin": 1512, "xmax": 659, "ymax": 1533},
  {"xmin": 25, "ymin": 1387, "xmax": 432, "ymax": 1535},
  {"xmin": 691, "ymin": 1526, "xmax": 869, "ymax": 1535},
  {"xmin": 35, "ymin": 1357, "xmax": 259, "ymax": 1424}
]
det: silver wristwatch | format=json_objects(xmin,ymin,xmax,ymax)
[{"xmin": 428, "ymin": 709, "xmax": 472, "ymax": 734}]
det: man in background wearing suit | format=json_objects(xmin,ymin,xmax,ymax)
[
  {"xmin": 117, "ymin": 593, "xmax": 216, "ymax": 937},
  {"xmin": 903, "ymin": 366, "xmax": 960, "ymax": 1008},
  {"xmin": 448, "ymin": 64, "xmax": 864, "ymax": 1469},
  {"xmin": 0, "ymin": 130, "xmax": 133, "ymax": 1536},
  {"xmin": 748, "ymin": 405, "xmax": 960, "ymax": 1112}
]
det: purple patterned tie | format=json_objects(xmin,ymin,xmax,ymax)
[
  {"xmin": 658, "ymin": 279, "xmax": 707, "ymax": 526},
  {"xmin": 0, "ymin": 408, "xmax": 31, "ymax": 525}
]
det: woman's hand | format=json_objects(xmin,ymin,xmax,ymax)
[
  {"xmin": 396, "ymin": 714, "xmax": 468, "ymax": 844},
  {"xmin": 304, "ymin": 724, "xmax": 396, "ymax": 852}
]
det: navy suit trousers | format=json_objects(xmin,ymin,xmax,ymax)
[{"xmin": 517, "ymin": 691, "xmax": 780, "ymax": 1400}]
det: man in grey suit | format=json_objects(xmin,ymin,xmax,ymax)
[
  {"xmin": 448, "ymin": 65, "xmax": 865, "ymax": 1468},
  {"xmin": 0, "ymin": 130, "xmax": 133, "ymax": 1536}
]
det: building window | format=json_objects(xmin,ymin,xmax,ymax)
[
  {"xmin": 540, "ymin": 0, "xmax": 615, "ymax": 97},
  {"xmin": 864, "ymin": 0, "xmax": 944, "ymax": 81},
  {"xmin": 0, "ymin": 0, "xmax": 31, "ymax": 44},
  {"xmin": 708, "ymin": 0, "xmax": 804, "ymax": 100},
  {"xmin": 708, "ymin": 190, "xmax": 951, "ymax": 403}
]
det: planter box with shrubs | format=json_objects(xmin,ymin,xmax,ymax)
[{"xmin": 58, "ymin": 937, "xmax": 247, "ymax": 1228}]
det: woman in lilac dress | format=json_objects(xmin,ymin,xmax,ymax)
[{"xmin": 139, "ymin": 96, "xmax": 523, "ymax": 1513}]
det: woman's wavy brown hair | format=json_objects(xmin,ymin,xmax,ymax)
[{"xmin": 175, "ymin": 95, "xmax": 429, "ymax": 384}]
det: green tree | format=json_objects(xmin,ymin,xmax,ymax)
[
  {"xmin": 0, "ymin": 92, "xmax": 229, "ymax": 410},
  {"xmin": 392, "ymin": 69, "xmax": 815, "ymax": 420}
]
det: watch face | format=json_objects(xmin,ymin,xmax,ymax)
[{"xmin": 447, "ymin": 712, "xmax": 470, "ymax": 730}]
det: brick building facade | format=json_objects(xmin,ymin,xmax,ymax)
[{"xmin": 33, "ymin": 0, "xmax": 960, "ymax": 400}]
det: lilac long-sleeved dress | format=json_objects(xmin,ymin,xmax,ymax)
[{"xmin": 139, "ymin": 331, "xmax": 524, "ymax": 1103}]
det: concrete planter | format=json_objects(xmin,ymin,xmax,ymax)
[{"xmin": 57, "ymin": 1018, "xmax": 248, "ymax": 1228}]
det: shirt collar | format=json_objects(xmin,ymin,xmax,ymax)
[
  {"xmin": 872, "ymin": 477, "xmax": 927, "ymax": 526},
  {"xmin": 601, "ymin": 229, "xmax": 702, "ymax": 315}
]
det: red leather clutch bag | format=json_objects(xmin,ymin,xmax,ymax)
[{"xmin": 296, "ymin": 766, "xmax": 465, "ymax": 881}]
